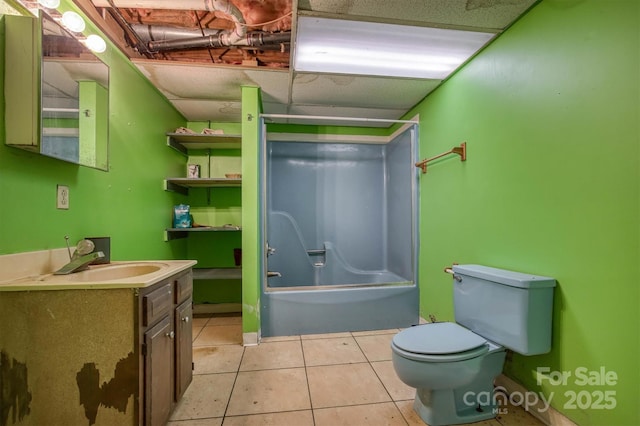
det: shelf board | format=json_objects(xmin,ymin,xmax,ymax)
[
  {"xmin": 193, "ymin": 268, "xmax": 242, "ymax": 280},
  {"xmin": 166, "ymin": 178, "xmax": 241, "ymax": 187},
  {"xmin": 164, "ymin": 226, "xmax": 241, "ymax": 240},
  {"xmin": 167, "ymin": 133, "xmax": 241, "ymax": 155}
]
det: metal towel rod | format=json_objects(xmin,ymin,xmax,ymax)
[{"xmin": 415, "ymin": 142, "xmax": 466, "ymax": 174}]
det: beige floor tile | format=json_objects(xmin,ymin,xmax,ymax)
[
  {"xmin": 301, "ymin": 331, "xmax": 352, "ymax": 340},
  {"xmin": 168, "ymin": 418, "xmax": 222, "ymax": 426},
  {"xmin": 222, "ymin": 410, "xmax": 314, "ymax": 426},
  {"xmin": 194, "ymin": 345, "xmax": 245, "ymax": 374},
  {"xmin": 371, "ymin": 361, "xmax": 416, "ymax": 401},
  {"xmin": 240, "ymin": 340, "xmax": 304, "ymax": 371},
  {"xmin": 396, "ymin": 400, "xmax": 504, "ymax": 426},
  {"xmin": 302, "ymin": 336, "xmax": 367, "ymax": 366},
  {"xmin": 171, "ymin": 373, "xmax": 236, "ymax": 421},
  {"xmin": 194, "ymin": 325, "xmax": 243, "ymax": 346},
  {"xmin": 209, "ymin": 315, "xmax": 243, "ymax": 326},
  {"xmin": 193, "ymin": 317, "xmax": 211, "ymax": 327},
  {"xmin": 314, "ymin": 402, "xmax": 407, "ymax": 426},
  {"xmin": 355, "ymin": 333, "xmax": 395, "ymax": 362},
  {"xmin": 193, "ymin": 326, "xmax": 204, "ymax": 342},
  {"xmin": 260, "ymin": 335, "xmax": 300, "ymax": 343},
  {"xmin": 226, "ymin": 368, "xmax": 311, "ymax": 416},
  {"xmin": 307, "ymin": 363, "xmax": 391, "ymax": 408},
  {"xmin": 351, "ymin": 329, "xmax": 400, "ymax": 337},
  {"xmin": 395, "ymin": 400, "xmax": 426, "ymax": 426}
]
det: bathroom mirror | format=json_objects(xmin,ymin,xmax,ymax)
[
  {"xmin": 40, "ymin": 11, "xmax": 109, "ymax": 170},
  {"xmin": 4, "ymin": 8, "xmax": 109, "ymax": 170}
]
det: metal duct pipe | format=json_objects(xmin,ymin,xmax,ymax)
[
  {"xmin": 132, "ymin": 24, "xmax": 222, "ymax": 44},
  {"xmin": 95, "ymin": 0, "xmax": 247, "ymax": 45},
  {"xmin": 147, "ymin": 30, "xmax": 290, "ymax": 52}
]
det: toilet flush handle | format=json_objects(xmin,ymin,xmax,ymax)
[{"xmin": 444, "ymin": 265, "xmax": 462, "ymax": 282}]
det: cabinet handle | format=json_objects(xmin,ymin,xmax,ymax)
[
  {"xmin": 182, "ymin": 316, "xmax": 190, "ymax": 323},
  {"xmin": 166, "ymin": 331, "xmax": 175, "ymax": 339}
]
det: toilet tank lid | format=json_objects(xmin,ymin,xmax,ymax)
[
  {"xmin": 453, "ymin": 264, "xmax": 556, "ymax": 289},
  {"xmin": 392, "ymin": 322, "xmax": 487, "ymax": 355}
]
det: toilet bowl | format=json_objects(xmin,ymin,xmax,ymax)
[
  {"xmin": 391, "ymin": 264, "xmax": 557, "ymax": 426},
  {"xmin": 391, "ymin": 322, "xmax": 506, "ymax": 426}
]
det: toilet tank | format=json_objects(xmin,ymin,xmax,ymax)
[{"xmin": 452, "ymin": 264, "xmax": 556, "ymax": 355}]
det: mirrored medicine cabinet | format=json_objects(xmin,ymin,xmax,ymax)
[{"xmin": 3, "ymin": 6, "xmax": 109, "ymax": 170}]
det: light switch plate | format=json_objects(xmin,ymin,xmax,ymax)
[{"xmin": 57, "ymin": 185, "xmax": 69, "ymax": 209}]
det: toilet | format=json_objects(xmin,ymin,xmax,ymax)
[{"xmin": 391, "ymin": 264, "xmax": 556, "ymax": 426}]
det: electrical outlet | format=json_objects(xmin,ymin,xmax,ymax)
[{"xmin": 57, "ymin": 185, "xmax": 69, "ymax": 209}]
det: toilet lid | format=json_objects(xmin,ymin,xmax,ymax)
[{"xmin": 392, "ymin": 322, "xmax": 487, "ymax": 355}]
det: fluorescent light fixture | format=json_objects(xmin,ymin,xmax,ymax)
[
  {"xmin": 84, "ymin": 34, "xmax": 106, "ymax": 53},
  {"xmin": 294, "ymin": 17, "xmax": 494, "ymax": 79},
  {"xmin": 61, "ymin": 11, "xmax": 85, "ymax": 33}
]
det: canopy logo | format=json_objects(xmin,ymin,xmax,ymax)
[{"xmin": 463, "ymin": 366, "xmax": 618, "ymax": 414}]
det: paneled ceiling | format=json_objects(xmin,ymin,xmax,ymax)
[{"xmin": 77, "ymin": 0, "xmax": 538, "ymax": 125}]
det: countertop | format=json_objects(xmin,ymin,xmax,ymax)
[{"xmin": 0, "ymin": 260, "xmax": 197, "ymax": 291}]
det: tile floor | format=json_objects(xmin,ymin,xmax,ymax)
[{"xmin": 168, "ymin": 314, "xmax": 545, "ymax": 426}]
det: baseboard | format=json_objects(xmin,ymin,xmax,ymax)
[
  {"xmin": 495, "ymin": 374, "xmax": 577, "ymax": 426},
  {"xmin": 193, "ymin": 303, "xmax": 242, "ymax": 315},
  {"xmin": 243, "ymin": 332, "xmax": 259, "ymax": 346}
]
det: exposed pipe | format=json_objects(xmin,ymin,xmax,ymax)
[
  {"xmin": 132, "ymin": 24, "xmax": 222, "ymax": 44},
  {"xmin": 94, "ymin": 0, "xmax": 247, "ymax": 45},
  {"xmin": 145, "ymin": 29, "xmax": 290, "ymax": 52},
  {"xmin": 104, "ymin": 0, "xmax": 154, "ymax": 57}
]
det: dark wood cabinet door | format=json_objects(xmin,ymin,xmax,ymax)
[
  {"xmin": 175, "ymin": 299, "xmax": 193, "ymax": 400},
  {"xmin": 144, "ymin": 315, "xmax": 174, "ymax": 426}
]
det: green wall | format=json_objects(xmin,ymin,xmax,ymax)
[
  {"xmin": 241, "ymin": 86, "xmax": 262, "ymax": 336},
  {"xmin": 0, "ymin": 2, "xmax": 188, "ymax": 260},
  {"xmin": 407, "ymin": 1, "xmax": 639, "ymax": 424}
]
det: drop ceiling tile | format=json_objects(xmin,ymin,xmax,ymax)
[
  {"xmin": 171, "ymin": 99, "xmax": 242, "ymax": 122},
  {"xmin": 262, "ymin": 102, "xmax": 289, "ymax": 115},
  {"xmin": 292, "ymin": 73, "xmax": 441, "ymax": 109},
  {"xmin": 133, "ymin": 60, "xmax": 289, "ymax": 103},
  {"xmin": 297, "ymin": 0, "xmax": 537, "ymax": 30}
]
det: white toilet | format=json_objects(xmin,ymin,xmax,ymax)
[{"xmin": 391, "ymin": 264, "xmax": 556, "ymax": 426}]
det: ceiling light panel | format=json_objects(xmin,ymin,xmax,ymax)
[{"xmin": 294, "ymin": 16, "xmax": 495, "ymax": 79}]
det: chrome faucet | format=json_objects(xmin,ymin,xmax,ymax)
[
  {"xmin": 55, "ymin": 237, "xmax": 105, "ymax": 275},
  {"xmin": 54, "ymin": 251, "xmax": 105, "ymax": 275}
]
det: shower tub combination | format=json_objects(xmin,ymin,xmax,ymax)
[{"xmin": 260, "ymin": 119, "xmax": 420, "ymax": 337}]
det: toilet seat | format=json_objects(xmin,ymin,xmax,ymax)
[{"xmin": 391, "ymin": 322, "xmax": 489, "ymax": 362}]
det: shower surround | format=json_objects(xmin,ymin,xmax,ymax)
[{"xmin": 261, "ymin": 124, "xmax": 419, "ymax": 336}]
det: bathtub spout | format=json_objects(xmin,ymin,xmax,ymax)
[{"xmin": 267, "ymin": 271, "xmax": 282, "ymax": 278}]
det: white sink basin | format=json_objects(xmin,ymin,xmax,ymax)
[
  {"xmin": 50, "ymin": 263, "xmax": 167, "ymax": 282},
  {"xmin": 2, "ymin": 262, "xmax": 170, "ymax": 285}
]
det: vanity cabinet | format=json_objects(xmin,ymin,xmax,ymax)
[
  {"xmin": 0, "ymin": 264, "xmax": 194, "ymax": 426},
  {"xmin": 139, "ymin": 269, "xmax": 193, "ymax": 426}
]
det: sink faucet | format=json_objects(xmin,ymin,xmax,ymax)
[{"xmin": 54, "ymin": 251, "xmax": 105, "ymax": 275}]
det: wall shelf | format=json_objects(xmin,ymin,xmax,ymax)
[
  {"xmin": 167, "ymin": 133, "xmax": 241, "ymax": 155},
  {"xmin": 164, "ymin": 178, "xmax": 241, "ymax": 195},
  {"xmin": 193, "ymin": 268, "xmax": 242, "ymax": 280},
  {"xmin": 164, "ymin": 226, "xmax": 241, "ymax": 241}
]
